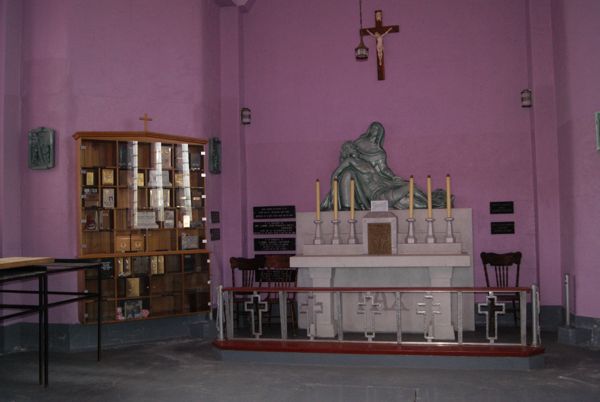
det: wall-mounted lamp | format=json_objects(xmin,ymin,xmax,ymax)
[
  {"xmin": 521, "ymin": 89, "xmax": 532, "ymax": 108},
  {"xmin": 355, "ymin": 0, "xmax": 369, "ymax": 61},
  {"xmin": 241, "ymin": 107, "xmax": 251, "ymax": 125}
]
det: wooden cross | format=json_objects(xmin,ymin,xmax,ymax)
[
  {"xmin": 360, "ymin": 10, "xmax": 399, "ymax": 80},
  {"xmin": 139, "ymin": 113, "xmax": 153, "ymax": 132}
]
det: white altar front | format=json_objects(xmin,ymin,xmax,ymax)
[{"xmin": 290, "ymin": 208, "xmax": 474, "ymax": 340}]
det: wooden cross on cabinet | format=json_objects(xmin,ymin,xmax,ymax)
[
  {"xmin": 360, "ymin": 10, "xmax": 399, "ymax": 81},
  {"xmin": 139, "ymin": 113, "xmax": 153, "ymax": 132}
]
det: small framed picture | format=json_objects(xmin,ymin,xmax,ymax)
[
  {"xmin": 101, "ymin": 169, "xmax": 115, "ymax": 185},
  {"xmin": 85, "ymin": 171, "xmax": 95, "ymax": 186},
  {"xmin": 123, "ymin": 299, "xmax": 143, "ymax": 319},
  {"xmin": 102, "ymin": 188, "xmax": 115, "ymax": 208},
  {"xmin": 137, "ymin": 172, "xmax": 145, "ymax": 187},
  {"xmin": 595, "ymin": 112, "xmax": 600, "ymax": 151}
]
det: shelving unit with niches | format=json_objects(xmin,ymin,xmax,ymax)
[{"xmin": 73, "ymin": 132, "xmax": 210, "ymax": 324}]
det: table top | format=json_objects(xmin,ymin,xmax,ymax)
[{"xmin": 0, "ymin": 257, "xmax": 55, "ymax": 270}]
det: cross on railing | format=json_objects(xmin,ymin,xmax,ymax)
[
  {"xmin": 300, "ymin": 292, "xmax": 324, "ymax": 340},
  {"xmin": 478, "ymin": 293, "xmax": 505, "ymax": 343},
  {"xmin": 417, "ymin": 293, "xmax": 441, "ymax": 342},
  {"xmin": 244, "ymin": 292, "xmax": 268, "ymax": 339},
  {"xmin": 357, "ymin": 292, "xmax": 383, "ymax": 341}
]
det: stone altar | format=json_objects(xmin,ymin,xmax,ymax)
[{"xmin": 290, "ymin": 208, "xmax": 473, "ymax": 340}]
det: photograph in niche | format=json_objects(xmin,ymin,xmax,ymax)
[{"xmin": 123, "ymin": 299, "xmax": 143, "ymax": 319}]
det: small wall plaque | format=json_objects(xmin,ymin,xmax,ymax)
[
  {"xmin": 209, "ymin": 137, "xmax": 221, "ymax": 174},
  {"xmin": 28, "ymin": 127, "xmax": 55, "ymax": 170},
  {"xmin": 254, "ymin": 237, "xmax": 296, "ymax": 252},
  {"xmin": 491, "ymin": 221, "xmax": 515, "ymax": 235},
  {"xmin": 595, "ymin": 111, "xmax": 600, "ymax": 151},
  {"xmin": 253, "ymin": 221, "xmax": 296, "ymax": 235},
  {"xmin": 210, "ymin": 211, "xmax": 220, "ymax": 224},
  {"xmin": 210, "ymin": 228, "xmax": 220, "ymax": 241},
  {"xmin": 490, "ymin": 201, "xmax": 514, "ymax": 214},
  {"xmin": 253, "ymin": 205, "xmax": 296, "ymax": 220}
]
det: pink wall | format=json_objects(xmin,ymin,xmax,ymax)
[
  {"xmin": 552, "ymin": 0, "xmax": 600, "ymax": 318},
  {"xmin": 0, "ymin": 0, "xmax": 24, "ymax": 257},
  {"xmin": 240, "ymin": 0, "xmax": 542, "ymax": 292},
  {"xmin": 6, "ymin": 0, "xmax": 597, "ymax": 323},
  {"xmin": 15, "ymin": 0, "xmax": 222, "ymax": 323}
]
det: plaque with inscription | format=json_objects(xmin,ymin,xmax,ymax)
[
  {"xmin": 253, "ymin": 221, "xmax": 296, "ymax": 235},
  {"xmin": 367, "ymin": 223, "xmax": 392, "ymax": 255},
  {"xmin": 254, "ymin": 237, "xmax": 296, "ymax": 252},
  {"xmin": 490, "ymin": 201, "xmax": 514, "ymax": 214},
  {"xmin": 491, "ymin": 221, "xmax": 515, "ymax": 235},
  {"xmin": 210, "ymin": 228, "xmax": 221, "ymax": 241},
  {"xmin": 253, "ymin": 205, "xmax": 296, "ymax": 220}
]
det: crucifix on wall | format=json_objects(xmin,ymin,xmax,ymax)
[{"xmin": 360, "ymin": 10, "xmax": 399, "ymax": 80}]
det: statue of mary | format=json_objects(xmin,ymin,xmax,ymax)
[{"xmin": 321, "ymin": 122, "xmax": 449, "ymax": 211}]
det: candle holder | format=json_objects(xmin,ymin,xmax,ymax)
[
  {"xmin": 445, "ymin": 217, "xmax": 455, "ymax": 243},
  {"xmin": 313, "ymin": 219, "xmax": 323, "ymax": 245},
  {"xmin": 348, "ymin": 219, "xmax": 358, "ymax": 244},
  {"xmin": 331, "ymin": 219, "xmax": 341, "ymax": 245},
  {"xmin": 405, "ymin": 218, "xmax": 416, "ymax": 244},
  {"xmin": 425, "ymin": 218, "xmax": 436, "ymax": 244}
]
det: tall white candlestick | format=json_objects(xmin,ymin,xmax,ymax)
[
  {"xmin": 408, "ymin": 175, "xmax": 414, "ymax": 219},
  {"xmin": 427, "ymin": 175, "xmax": 432, "ymax": 219},
  {"xmin": 446, "ymin": 174, "xmax": 452, "ymax": 218},
  {"xmin": 316, "ymin": 179, "xmax": 321, "ymax": 221},
  {"xmin": 333, "ymin": 179, "xmax": 338, "ymax": 220},
  {"xmin": 350, "ymin": 179, "xmax": 355, "ymax": 220}
]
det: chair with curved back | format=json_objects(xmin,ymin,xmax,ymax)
[
  {"xmin": 229, "ymin": 255, "xmax": 265, "ymax": 326},
  {"xmin": 480, "ymin": 251, "xmax": 522, "ymax": 325},
  {"xmin": 256, "ymin": 255, "xmax": 298, "ymax": 334}
]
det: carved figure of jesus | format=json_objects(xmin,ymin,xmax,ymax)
[{"xmin": 366, "ymin": 27, "xmax": 393, "ymax": 66}]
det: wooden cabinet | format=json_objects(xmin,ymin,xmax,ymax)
[{"xmin": 73, "ymin": 132, "xmax": 210, "ymax": 323}]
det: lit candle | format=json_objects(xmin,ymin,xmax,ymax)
[
  {"xmin": 408, "ymin": 175, "xmax": 414, "ymax": 219},
  {"xmin": 426, "ymin": 175, "xmax": 432, "ymax": 219},
  {"xmin": 316, "ymin": 179, "xmax": 321, "ymax": 221},
  {"xmin": 333, "ymin": 179, "xmax": 338, "ymax": 220},
  {"xmin": 350, "ymin": 179, "xmax": 355, "ymax": 220},
  {"xmin": 446, "ymin": 174, "xmax": 452, "ymax": 218}
]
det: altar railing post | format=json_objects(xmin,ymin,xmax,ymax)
[
  {"xmin": 226, "ymin": 289, "xmax": 234, "ymax": 340},
  {"xmin": 520, "ymin": 290, "xmax": 527, "ymax": 345},
  {"xmin": 531, "ymin": 284, "xmax": 540, "ymax": 347},
  {"xmin": 217, "ymin": 285, "xmax": 224, "ymax": 341}
]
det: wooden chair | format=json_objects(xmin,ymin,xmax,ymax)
[
  {"xmin": 256, "ymin": 255, "xmax": 297, "ymax": 334},
  {"xmin": 229, "ymin": 255, "xmax": 265, "ymax": 326},
  {"xmin": 480, "ymin": 252, "xmax": 522, "ymax": 325}
]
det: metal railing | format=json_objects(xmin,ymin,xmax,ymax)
[{"xmin": 217, "ymin": 285, "xmax": 541, "ymax": 347}]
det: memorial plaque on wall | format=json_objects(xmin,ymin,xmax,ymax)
[
  {"xmin": 254, "ymin": 238, "xmax": 296, "ymax": 252},
  {"xmin": 491, "ymin": 221, "xmax": 515, "ymax": 235},
  {"xmin": 253, "ymin": 221, "xmax": 296, "ymax": 235},
  {"xmin": 210, "ymin": 228, "xmax": 220, "ymax": 241},
  {"xmin": 253, "ymin": 205, "xmax": 296, "ymax": 220},
  {"xmin": 490, "ymin": 201, "xmax": 514, "ymax": 214}
]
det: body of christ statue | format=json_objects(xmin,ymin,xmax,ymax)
[
  {"xmin": 360, "ymin": 10, "xmax": 399, "ymax": 80},
  {"xmin": 320, "ymin": 122, "xmax": 450, "ymax": 211}
]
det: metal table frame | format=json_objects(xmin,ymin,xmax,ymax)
[{"xmin": 0, "ymin": 258, "xmax": 103, "ymax": 387}]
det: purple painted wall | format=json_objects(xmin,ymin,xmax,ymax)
[
  {"xmin": 1, "ymin": 0, "xmax": 24, "ymax": 258},
  {"xmin": 11, "ymin": 0, "xmax": 221, "ymax": 323},
  {"xmin": 240, "ymin": 0, "xmax": 541, "ymax": 292},
  {"xmin": 3, "ymin": 0, "xmax": 598, "ymax": 323},
  {"xmin": 552, "ymin": 0, "xmax": 600, "ymax": 318}
]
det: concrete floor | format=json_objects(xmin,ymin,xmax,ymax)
[{"xmin": 1, "ymin": 332, "xmax": 600, "ymax": 402}]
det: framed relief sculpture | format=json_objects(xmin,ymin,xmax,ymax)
[{"xmin": 28, "ymin": 127, "xmax": 55, "ymax": 170}]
